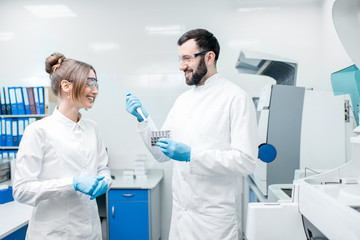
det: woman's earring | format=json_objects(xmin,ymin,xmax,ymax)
[{"xmin": 68, "ymin": 92, "xmax": 70, "ymax": 99}]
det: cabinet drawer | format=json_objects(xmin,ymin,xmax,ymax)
[
  {"xmin": 108, "ymin": 189, "xmax": 148, "ymax": 201},
  {"xmin": 0, "ymin": 187, "xmax": 13, "ymax": 204}
]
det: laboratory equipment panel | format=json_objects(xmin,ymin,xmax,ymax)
[
  {"xmin": 0, "ymin": 201, "xmax": 32, "ymax": 240},
  {"xmin": 254, "ymin": 84, "xmax": 305, "ymax": 196},
  {"xmin": 107, "ymin": 169, "xmax": 162, "ymax": 240}
]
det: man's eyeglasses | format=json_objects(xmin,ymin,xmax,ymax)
[
  {"xmin": 178, "ymin": 51, "xmax": 208, "ymax": 63},
  {"xmin": 66, "ymin": 77, "xmax": 99, "ymax": 89}
]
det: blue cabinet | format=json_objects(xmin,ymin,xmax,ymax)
[
  {"xmin": 0, "ymin": 201, "xmax": 32, "ymax": 240},
  {"xmin": 0, "ymin": 187, "xmax": 13, "ymax": 204},
  {"xmin": 108, "ymin": 189, "xmax": 150, "ymax": 240},
  {"xmin": 2, "ymin": 225, "xmax": 27, "ymax": 240},
  {"xmin": 106, "ymin": 169, "xmax": 162, "ymax": 240}
]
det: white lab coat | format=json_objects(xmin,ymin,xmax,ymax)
[
  {"xmin": 137, "ymin": 74, "xmax": 258, "ymax": 240},
  {"xmin": 13, "ymin": 108, "xmax": 112, "ymax": 240}
]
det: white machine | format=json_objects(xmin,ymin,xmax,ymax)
[
  {"xmin": 254, "ymin": 83, "xmax": 305, "ymax": 196},
  {"xmin": 246, "ymin": 0, "xmax": 360, "ymax": 239},
  {"xmin": 237, "ymin": 52, "xmax": 349, "ymax": 197}
]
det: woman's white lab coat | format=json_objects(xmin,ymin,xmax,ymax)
[
  {"xmin": 13, "ymin": 108, "xmax": 112, "ymax": 240},
  {"xmin": 137, "ymin": 74, "xmax": 258, "ymax": 240}
]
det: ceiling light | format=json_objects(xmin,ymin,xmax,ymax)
[
  {"xmin": 237, "ymin": 7, "xmax": 280, "ymax": 12},
  {"xmin": 24, "ymin": 5, "xmax": 76, "ymax": 19},
  {"xmin": 89, "ymin": 43, "xmax": 120, "ymax": 52},
  {"xmin": 145, "ymin": 25, "xmax": 184, "ymax": 35}
]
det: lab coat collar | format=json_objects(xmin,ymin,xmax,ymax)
[
  {"xmin": 194, "ymin": 73, "xmax": 220, "ymax": 90},
  {"xmin": 52, "ymin": 107, "xmax": 84, "ymax": 131}
]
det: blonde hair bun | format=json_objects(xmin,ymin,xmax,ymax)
[{"xmin": 45, "ymin": 52, "xmax": 66, "ymax": 75}]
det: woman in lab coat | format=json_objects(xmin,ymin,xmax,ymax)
[{"xmin": 13, "ymin": 52, "xmax": 112, "ymax": 240}]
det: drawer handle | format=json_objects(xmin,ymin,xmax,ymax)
[
  {"xmin": 112, "ymin": 206, "xmax": 115, "ymax": 218},
  {"xmin": 122, "ymin": 194, "xmax": 134, "ymax": 197}
]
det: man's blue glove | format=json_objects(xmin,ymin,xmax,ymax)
[
  {"xmin": 90, "ymin": 179, "xmax": 108, "ymax": 200},
  {"xmin": 73, "ymin": 176, "xmax": 104, "ymax": 196},
  {"xmin": 126, "ymin": 93, "xmax": 148, "ymax": 122},
  {"xmin": 156, "ymin": 138, "xmax": 191, "ymax": 162}
]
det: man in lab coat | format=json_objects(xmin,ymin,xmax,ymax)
[{"xmin": 126, "ymin": 28, "xmax": 257, "ymax": 240}]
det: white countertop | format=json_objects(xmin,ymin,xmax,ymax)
[
  {"xmin": 110, "ymin": 169, "xmax": 163, "ymax": 189},
  {"xmin": 0, "ymin": 201, "xmax": 33, "ymax": 239},
  {"xmin": 0, "ymin": 180, "xmax": 11, "ymax": 189},
  {"xmin": 0, "ymin": 169, "xmax": 164, "ymax": 238}
]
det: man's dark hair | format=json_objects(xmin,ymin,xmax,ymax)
[{"xmin": 177, "ymin": 29, "xmax": 220, "ymax": 61}]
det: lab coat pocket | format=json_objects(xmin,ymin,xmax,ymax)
[
  {"xmin": 33, "ymin": 198, "xmax": 67, "ymax": 226},
  {"xmin": 195, "ymin": 175, "xmax": 235, "ymax": 215}
]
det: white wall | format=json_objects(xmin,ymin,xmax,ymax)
[{"xmin": 0, "ymin": 0, "xmax": 354, "ymax": 239}]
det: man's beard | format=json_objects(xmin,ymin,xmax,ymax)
[{"xmin": 186, "ymin": 57, "xmax": 208, "ymax": 86}]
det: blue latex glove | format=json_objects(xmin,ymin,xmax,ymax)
[
  {"xmin": 73, "ymin": 176, "xmax": 104, "ymax": 196},
  {"xmin": 156, "ymin": 138, "xmax": 191, "ymax": 162},
  {"xmin": 90, "ymin": 179, "xmax": 108, "ymax": 200},
  {"xmin": 126, "ymin": 93, "xmax": 148, "ymax": 122}
]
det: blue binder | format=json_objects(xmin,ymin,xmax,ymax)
[
  {"xmin": 33, "ymin": 87, "xmax": 40, "ymax": 114},
  {"xmin": 12, "ymin": 119, "xmax": 18, "ymax": 146},
  {"xmin": 15, "ymin": 87, "xmax": 25, "ymax": 115},
  {"xmin": 8, "ymin": 87, "xmax": 18, "ymax": 115},
  {"xmin": 1, "ymin": 119, "xmax": 5, "ymax": 146},
  {"xmin": 8, "ymin": 150, "xmax": 16, "ymax": 160},
  {"xmin": 5, "ymin": 118, "xmax": 12, "ymax": 146},
  {"xmin": 24, "ymin": 118, "xmax": 29, "ymax": 129},
  {"xmin": 22, "ymin": 87, "xmax": 31, "ymax": 115},
  {"xmin": 37, "ymin": 87, "xmax": 45, "ymax": 114},
  {"xmin": 4, "ymin": 87, "xmax": 11, "ymax": 115},
  {"xmin": 17, "ymin": 118, "xmax": 25, "ymax": 144}
]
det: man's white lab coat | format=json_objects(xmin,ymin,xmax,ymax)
[{"xmin": 138, "ymin": 74, "xmax": 257, "ymax": 240}]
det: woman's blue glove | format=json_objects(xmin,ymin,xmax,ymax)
[
  {"xmin": 73, "ymin": 176, "xmax": 104, "ymax": 196},
  {"xmin": 90, "ymin": 179, "xmax": 108, "ymax": 200},
  {"xmin": 126, "ymin": 93, "xmax": 148, "ymax": 122},
  {"xmin": 156, "ymin": 138, "xmax": 191, "ymax": 162}
]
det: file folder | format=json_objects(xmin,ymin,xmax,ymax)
[
  {"xmin": 27, "ymin": 87, "xmax": 36, "ymax": 114},
  {"xmin": 44, "ymin": 87, "xmax": 56, "ymax": 115},
  {"xmin": 5, "ymin": 118, "xmax": 12, "ymax": 146},
  {"xmin": 22, "ymin": 87, "xmax": 31, "ymax": 115},
  {"xmin": 1, "ymin": 119, "xmax": 5, "ymax": 146},
  {"xmin": 18, "ymin": 118, "xmax": 25, "ymax": 144},
  {"xmin": 24, "ymin": 118, "xmax": 29, "ymax": 129},
  {"xmin": 0, "ymin": 86, "xmax": 5, "ymax": 115},
  {"xmin": 4, "ymin": 87, "xmax": 12, "ymax": 115},
  {"xmin": 12, "ymin": 119, "xmax": 18, "ymax": 146},
  {"xmin": 44, "ymin": 87, "xmax": 49, "ymax": 114},
  {"xmin": 28, "ymin": 117, "xmax": 36, "ymax": 125},
  {"xmin": 33, "ymin": 87, "xmax": 40, "ymax": 114},
  {"xmin": 8, "ymin": 87, "xmax": 18, "ymax": 115},
  {"xmin": 38, "ymin": 87, "xmax": 45, "ymax": 114},
  {"xmin": 15, "ymin": 87, "xmax": 25, "ymax": 115},
  {"xmin": 8, "ymin": 151, "xmax": 16, "ymax": 160}
]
